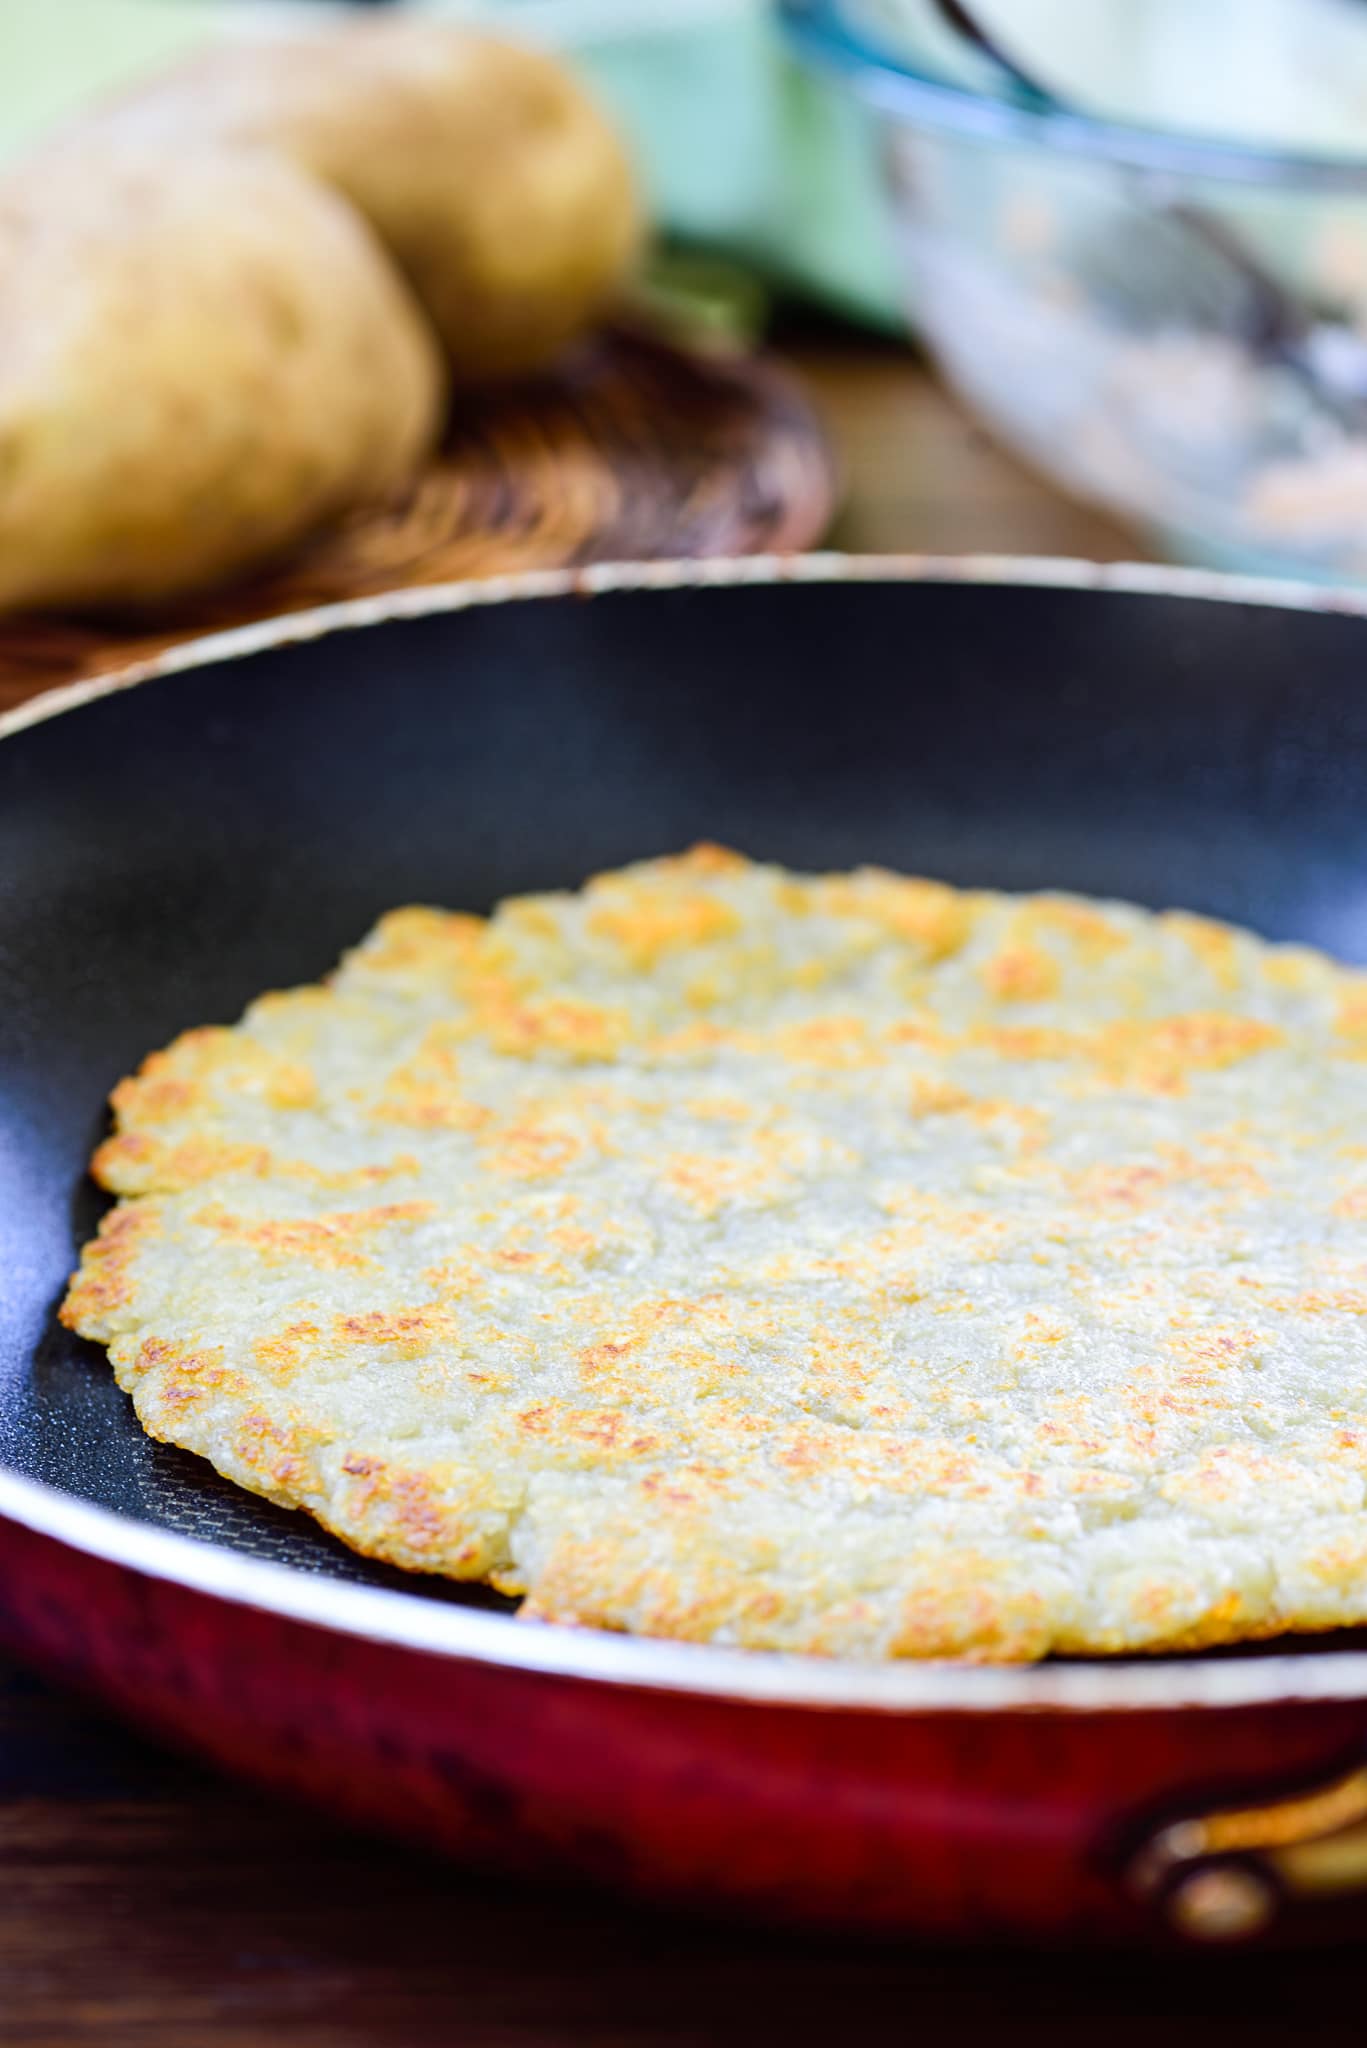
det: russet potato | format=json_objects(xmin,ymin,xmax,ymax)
[
  {"xmin": 80, "ymin": 24, "xmax": 643, "ymax": 384},
  {"xmin": 0, "ymin": 144, "xmax": 444, "ymax": 612},
  {"xmin": 0, "ymin": 23, "xmax": 640, "ymax": 614},
  {"xmin": 0, "ymin": 144, "xmax": 444, "ymax": 610}
]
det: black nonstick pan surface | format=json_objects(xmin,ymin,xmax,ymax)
[{"xmin": 6, "ymin": 555, "xmax": 1367, "ymax": 1603}]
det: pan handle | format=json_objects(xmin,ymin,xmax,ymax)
[{"xmin": 1127, "ymin": 1760, "xmax": 1367, "ymax": 1940}]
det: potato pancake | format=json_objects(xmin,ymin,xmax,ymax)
[{"xmin": 62, "ymin": 848, "xmax": 1367, "ymax": 1660}]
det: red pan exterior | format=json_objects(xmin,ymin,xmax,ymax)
[
  {"xmin": 14, "ymin": 559, "xmax": 1367, "ymax": 1947},
  {"xmin": 4, "ymin": 1506, "xmax": 1367, "ymax": 1945}
]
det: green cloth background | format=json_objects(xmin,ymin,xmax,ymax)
[{"xmin": 0, "ymin": 0, "xmax": 901, "ymax": 328}]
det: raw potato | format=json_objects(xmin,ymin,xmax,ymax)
[
  {"xmin": 0, "ymin": 145, "xmax": 444, "ymax": 613},
  {"xmin": 0, "ymin": 22, "xmax": 639, "ymax": 614},
  {"xmin": 81, "ymin": 23, "xmax": 644, "ymax": 383}
]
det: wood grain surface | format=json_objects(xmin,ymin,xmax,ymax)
[
  {"xmin": 4, "ymin": 1658, "xmax": 1365, "ymax": 2046},
  {"xmin": 12, "ymin": 336, "xmax": 1307, "ymax": 2048}
]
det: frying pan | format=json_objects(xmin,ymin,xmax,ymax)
[{"xmin": 10, "ymin": 556, "xmax": 1367, "ymax": 1949}]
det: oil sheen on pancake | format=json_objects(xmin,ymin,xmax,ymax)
[{"xmin": 62, "ymin": 848, "xmax": 1367, "ymax": 1661}]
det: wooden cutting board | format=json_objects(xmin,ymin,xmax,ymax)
[{"xmin": 0, "ymin": 328, "xmax": 836, "ymax": 712}]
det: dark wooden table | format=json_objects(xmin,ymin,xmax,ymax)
[{"xmin": 8, "ymin": 340, "xmax": 1359, "ymax": 2044}]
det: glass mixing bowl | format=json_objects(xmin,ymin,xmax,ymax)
[{"xmin": 781, "ymin": 0, "xmax": 1367, "ymax": 580}]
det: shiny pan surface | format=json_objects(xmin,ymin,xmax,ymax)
[{"xmin": 8, "ymin": 557, "xmax": 1367, "ymax": 1943}]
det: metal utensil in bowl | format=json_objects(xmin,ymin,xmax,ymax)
[
  {"xmin": 782, "ymin": 2, "xmax": 1367, "ymax": 581},
  {"xmin": 932, "ymin": 0, "xmax": 1367, "ymax": 422}
]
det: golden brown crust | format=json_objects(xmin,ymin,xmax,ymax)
[{"xmin": 62, "ymin": 850, "xmax": 1367, "ymax": 1660}]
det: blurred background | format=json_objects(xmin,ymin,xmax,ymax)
[
  {"xmin": 15, "ymin": 0, "xmax": 1367, "ymax": 601},
  {"xmin": 3, "ymin": 2, "xmax": 897, "ymax": 329}
]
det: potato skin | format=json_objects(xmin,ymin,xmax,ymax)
[
  {"xmin": 0, "ymin": 23, "xmax": 637, "ymax": 614},
  {"xmin": 86, "ymin": 24, "xmax": 644, "ymax": 383},
  {"xmin": 0, "ymin": 146, "xmax": 444, "ymax": 612}
]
